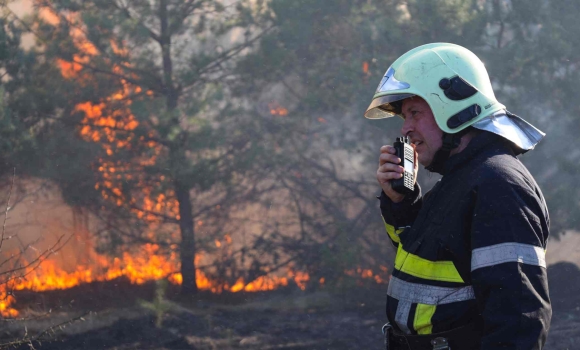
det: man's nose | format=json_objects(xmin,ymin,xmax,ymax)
[{"xmin": 401, "ymin": 118, "xmax": 413, "ymax": 136}]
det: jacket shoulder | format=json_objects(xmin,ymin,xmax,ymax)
[{"xmin": 471, "ymin": 149, "xmax": 537, "ymax": 191}]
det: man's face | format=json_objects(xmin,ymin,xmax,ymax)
[{"xmin": 400, "ymin": 97, "xmax": 443, "ymax": 167}]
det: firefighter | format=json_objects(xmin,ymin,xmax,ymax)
[{"xmin": 365, "ymin": 43, "xmax": 551, "ymax": 349}]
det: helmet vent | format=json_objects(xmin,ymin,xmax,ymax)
[
  {"xmin": 447, "ymin": 104, "xmax": 482, "ymax": 129},
  {"xmin": 439, "ymin": 76, "xmax": 478, "ymax": 101}
]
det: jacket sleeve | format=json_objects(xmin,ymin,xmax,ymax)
[
  {"xmin": 378, "ymin": 183, "xmax": 422, "ymax": 247},
  {"xmin": 470, "ymin": 177, "xmax": 551, "ymax": 349}
]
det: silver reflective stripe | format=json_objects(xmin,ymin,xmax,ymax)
[
  {"xmin": 471, "ymin": 242, "xmax": 546, "ymax": 271},
  {"xmin": 388, "ymin": 276, "xmax": 475, "ymax": 305},
  {"xmin": 394, "ymin": 300, "xmax": 412, "ymax": 334},
  {"xmin": 375, "ymin": 67, "xmax": 411, "ymax": 93}
]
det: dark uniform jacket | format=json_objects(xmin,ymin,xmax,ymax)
[{"xmin": 380, "ymin": 131, "xmax": 551, "ymax": 349}]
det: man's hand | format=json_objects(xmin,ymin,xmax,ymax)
[{"xmin": 376, "ymin": 145, "xmax": 418, "ymax": 203}]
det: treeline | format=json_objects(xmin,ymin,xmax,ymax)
[{"xmin": 0, "ymin": 0, "xmax": 577, "ymax": 294}]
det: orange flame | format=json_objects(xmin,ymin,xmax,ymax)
[
  {"xmin": 268, "ymin": 102, "xmax": 288, "ymax": 116},
  {"xmin": 0, "ymin": 244, "xmax": 307, "ymax": 317},
  {"xmin": 344, "ymin": 266, "xmax": 389, "ymax": 285},
  {"xmin": 0, "ymin": 240, "xmax": 389, "ymax": 317}
]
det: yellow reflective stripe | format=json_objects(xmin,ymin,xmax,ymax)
[
  {"xmin": 395, "ymin": 244, "xmax": 464, "ymax": 283},
  {"xmin": 382, "ymin": 216, "xmax": 404, "ymax": 243},
  {"xmin": 414, "ymin": 304, "xmax": 436, "ymax": 335}
]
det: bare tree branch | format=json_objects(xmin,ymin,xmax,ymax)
[
  {"xmin": 113, "ymin": 0, "xmax": 161, "ymax": 43},
  {"xmin": 0, "ymin": 312, "xmax": 89, "ymax": 349},
  {"xmin": 0, "ymin": 168, "xmax": 15, "ymax": 253}
]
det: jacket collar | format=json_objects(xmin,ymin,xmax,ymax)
[{"xmin": 441, "ymin": 131, "xmax": 516, "ymax": 176}]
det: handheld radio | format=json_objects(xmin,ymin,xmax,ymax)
[{"xmin": 391, "ymin": 137, "xmax": 415, "ymax": 194}]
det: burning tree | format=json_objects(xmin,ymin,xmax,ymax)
[
  {"xmin": 0, "ymin": 6, "xmax": 80, "ymax": 326},
  {"xmin": 0, "ymin": 0, "xmax": 394, "ymax": 308},
  {"xmin": 26, "ymin": 0, "xmax": 274, "ymax": 295}
]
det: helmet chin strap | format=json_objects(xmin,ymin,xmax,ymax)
[{"xmin": 425, "ymin": 128, "xmax": 471, "ymax": 174}]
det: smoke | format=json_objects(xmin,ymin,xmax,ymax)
[
  {"xmin": 546, "ymin": 232, "xmax": 580, "ymax": 267},
  {"xmin": 7, "ymin": 0, "xmax": 34, "ymax": 49},
  {"xmin": 0, "ymin": 178, "xmax": 84, "ymax": 273}
]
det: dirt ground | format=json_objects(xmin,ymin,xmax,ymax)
[
  {"xmin": 2, "ymin": 281, "xmax": 388, "ymax": 350},
  {"xmin": 1, "ymin": 262, "xmax": 579, "ymax": 350}
]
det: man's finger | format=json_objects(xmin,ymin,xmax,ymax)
[
  {"xmin": 377, "ymin": 171, "xmax": 403, "ymax": 183},
  {"xmin": 380, "ymin": 145, "xmax": 396, "ymax": 154},
  {"xmin": 379, "ymin": 163, "xmax": 404, "ymax": 174},
  {"xmin": 379, "ymin": 153, "xmax": 401, "ymax": 166}
]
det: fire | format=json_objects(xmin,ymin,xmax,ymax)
[
  {"xmin": 268, "ymin": 102, "xmax": 288, "ymax": 116},
  {"xmin": 51, "ymin": 11, "xmax": 176, "ymax": 226},
  {"xmin": 0, "ymin": 238, "xmax": 389, "ymax": 318},
  {"xmin": 345, "ymin": 266, "xmax": 389, "ymax": 284},
  {"xmin": 0, "ymin": 243, "xmax": 305, "ymax": 317}
]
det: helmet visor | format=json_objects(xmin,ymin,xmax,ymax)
[
  {"xmin": 364, "ymin": 67, "xmax": 413, "ymax": 119},
  {"xmin": 364, "ymin": 93, "xmax": 415, "ymax": 119},
  {"xmin": 375, "ymin": 67, "xmax": 411, "ymax": 93}
]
